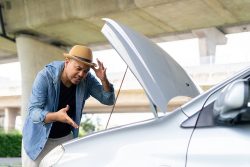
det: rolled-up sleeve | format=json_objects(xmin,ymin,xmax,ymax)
[{"xmin": 87, "ymin": 74, "xmax": 115, "ymax": 105}]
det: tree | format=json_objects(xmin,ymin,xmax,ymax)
[{"xmin": 79, "ymin": 118, "xmax": 95, "ymax": 137}]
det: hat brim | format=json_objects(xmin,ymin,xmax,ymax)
[{"xmin": 64, "ymin": 53, "xmax": 96, "ymax": 67}]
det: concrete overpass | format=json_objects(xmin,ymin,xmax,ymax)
[
  {"xmin": 1, "ymin": 0, "xmax": 250, "ymax": 61},
  {"xmin": 1, "ymin": 0, "xmax": 250, "ymax": 129}
]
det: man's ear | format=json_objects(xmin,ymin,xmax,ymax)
[{"xmin": 65, "ymin": 58, "xmax": 70, "ymax": 65}]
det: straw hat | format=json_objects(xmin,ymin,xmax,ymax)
[{"xmin": 64, "ymin": 45, "xmax": 96, "ymax": 67}]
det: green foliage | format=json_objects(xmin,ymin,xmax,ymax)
[
  {"xmin": 79, "ymin": 118, "xmax": 96, "ymax": 137},
  {"xmin": 0, "ymin": 131, "xmax": 22, "ymax": 157}
]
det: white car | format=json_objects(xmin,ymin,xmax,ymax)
[{"xmin": 40, "ymin": 18, "xmax": 250, "ymax": 167}]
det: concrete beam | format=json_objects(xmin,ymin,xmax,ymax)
[
  {"xmin": 192, "ymin": 27, "xmax": 227, "ymax": 64},
  {"xmin": 0, "ymin": 95, "xmax": 20, "ymax": 108},
  {"xmin": 3, "ymin": 0, "xmax": 245, "ymax": 46}
]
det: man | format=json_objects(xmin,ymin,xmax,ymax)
[{"xmin": 22, "ymin": 45, "xmax": 115, "ymax": 166}]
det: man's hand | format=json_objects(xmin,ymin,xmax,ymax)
[
  {"xmin": 92, "ymin": 58, "xmax": 107, "ymax": 81},
  {"xmin": 92, "ymin": 58, "xmax": 111, "ymax": 92},
  {"xmin": 56, "ymin": 105, "xmax": 79, "ymax": 128},
  {"xmin": 44, "ymin": 105, "xmax": 79, "ymax": 128}
]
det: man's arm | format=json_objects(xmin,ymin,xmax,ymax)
[
  {"xmin": 101, "ymin": 77, "xmax": 111, "ymax": 92},
  {"xmin": 89, "ymin": 58, "xmax": 115, "ymax": 105}
]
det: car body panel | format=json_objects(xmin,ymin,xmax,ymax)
[
  {"xmin": 187, "ymin": 125, "xmax": 250, "ymax": 167},
  {"xmin": 181, "ymin": 72, "xmax": 250, "ymax": 167},
  {"xmin": 55, "ymin": 109, "xmax": 193, "ymax": 167},
  {"xmin": 101, "ymin": 18, "xmax": 201, "ymax": 113},
  {"xmin": 52, "ymin": 67, "xmax": 250, "ymax": 166}
]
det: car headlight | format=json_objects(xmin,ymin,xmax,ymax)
[{"xmin": 39, "ymin": 145, "xmax": 64, "ymax": 167}]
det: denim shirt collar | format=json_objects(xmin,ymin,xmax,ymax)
[{"xmin": 45, "ymin": 61, "xmax": 65, "ymax": 85}]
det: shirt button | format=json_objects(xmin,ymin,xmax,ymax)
[{"xmin": 40, "ymin": 147, "xmax": 43, "ymax": 149}]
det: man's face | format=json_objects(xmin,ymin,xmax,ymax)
[{"xmin": 64, "ymin": 59, "xmax": 90, "ymax": 85}]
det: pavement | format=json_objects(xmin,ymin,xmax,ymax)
[{"xmin": 0, "ymin": 158, "xmax": 21, "ymax": 167}]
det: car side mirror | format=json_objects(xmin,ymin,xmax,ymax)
[{"xmin": 213, "ymin": 79, "xmax": 250, "ymax": 125}]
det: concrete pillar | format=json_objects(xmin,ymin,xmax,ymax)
[
  {"xmin": 16, "ymin": 35, "xmax": 66, "ymax": 127},
  {"xmin": 192, "ymin": 27, "xmax": 227, "ymax": 64},
  {"xmin": 3, "ymin": 107, "xmax": 18, "ymax": 132}
]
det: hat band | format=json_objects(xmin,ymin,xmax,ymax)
[{"xmin": 74, "ymin": 55, "xmax": 92, "ymax": 63}]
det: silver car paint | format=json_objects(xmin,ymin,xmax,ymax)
[
  {"xmin": 55, "ymin": 110, "xmax": 192, "ymax": 167},
  {"xmin": 53, "ymin": 67, "xmax": 250, "ymax": 167},
  {"xmin": 102, "ymin": 18, "xmax": 200, "ymax": 113},
  {"xmin": 183, "ymin": 72, "xmax": 250, "ymax": 167},
  {"xmin": 187, "ymin": 125, "xmax": 250, "ymax": 167}
]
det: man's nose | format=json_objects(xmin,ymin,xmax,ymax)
[{"xmin": 78, "ymin": 71, "xmax": 86, "ymax": 77}]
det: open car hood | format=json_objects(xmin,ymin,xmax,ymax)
[{"xmin": 101, "ymin": 18, "xmax": 201, "ymax": 113}]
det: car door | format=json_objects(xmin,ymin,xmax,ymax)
[{"xmin": 185, "ymin": 81, "xmax": 250, "ymax": 167}]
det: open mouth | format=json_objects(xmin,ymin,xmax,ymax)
[{"xmin": 74, "ymin": 77, "xmax": 82, "ymax": 83}]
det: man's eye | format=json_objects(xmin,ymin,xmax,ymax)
[
  {"xmin": 76, "ymin": 68, "xmax": 81, "ymax": 71},
  {"xmin": 84, "ymin": 68, "xmax": 90, "ymax": 73}
]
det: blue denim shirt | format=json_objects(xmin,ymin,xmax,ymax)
[{"xmin": 22, "ymin": 61, "xmax": 115, "ymax": 160}]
